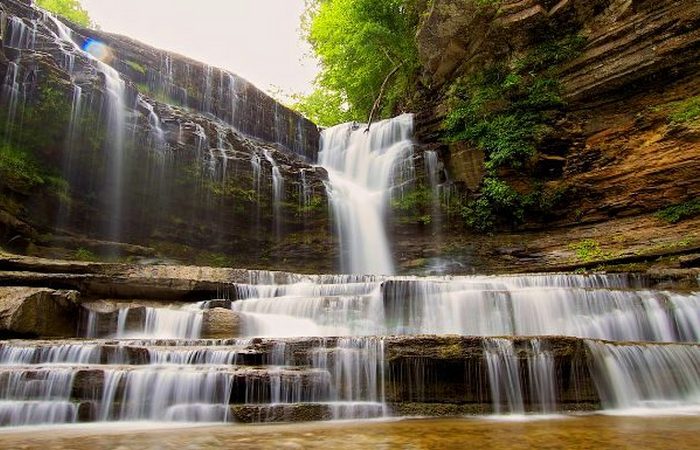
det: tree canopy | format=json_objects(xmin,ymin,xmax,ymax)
[
  {"xmin": 36, "ymin": 0, "xmax": 91, "ymax": 27},
  {"xmin": 295, "ymin": 0, "xmax": 418, "ymax": 126}
]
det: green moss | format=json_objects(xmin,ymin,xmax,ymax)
[
  {"xmin": 297, "ymin": 194, "xmax": 326, "ymax": 216},
  {"xmin": 197, "ymin": 252, "xmax": 236, "ymax": 268},
  {"xmin": 136, "ymin": 83, "xmax": 182, "ymax": 107},
  {"xmin": 669, "ymin": 96, "xmax": 700, "ymax": 124},
  {"xmin": 656, "ymin": 199, "xmax": 700, "ymax": 223},
  {"xmin": 74, "ymin": 247, "xmax": 97, "ymax": 261},
  {"xmin": 126, "ymin": 60, "xmax": 147, "ymax": 76},
  {"xmin": 0, "ymin": 143, "xmax": 46, "ymax": 193},
  {"xmin": 569, "ymin": 239, "xmax": 604, "ymax": 263}
]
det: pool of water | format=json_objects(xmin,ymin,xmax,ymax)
[{"xmin": 1, "ymin": 415, "xmax": 699, "ymax": 449}]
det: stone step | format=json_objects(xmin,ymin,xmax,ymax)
[
  {"xmin": 0, "ymin": 342, "xmax": 266, "ymax": 366},
  {"xmin": 0, "ymin": 365, "xmax": 334, "ymax": 404}
]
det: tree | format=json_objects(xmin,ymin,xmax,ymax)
[
  {"xmin": 299, "ymin": 0, "xmax": 418, "ymax": 126},
  {"xmin": 36, "ymin": 0, "xmax": 91, "ymax": 27}
]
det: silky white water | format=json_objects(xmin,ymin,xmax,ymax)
[
  {"xmin": 231, "ymin": 273, "xmax": 700, "ymax": 342},
  {"xmin": 318, "ymin": 114, "xmax": 414, "ymax": 275}
]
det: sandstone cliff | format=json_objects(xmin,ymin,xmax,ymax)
[{"xmin": 394, "ymin": 0, "xmax": 700, "ymax": 273}]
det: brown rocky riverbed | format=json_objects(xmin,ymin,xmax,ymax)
[{"xmin": 0, "ymin": 415, "xmax": 699, "ymax": 449}]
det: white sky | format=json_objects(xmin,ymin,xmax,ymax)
[{"xmin": 78, "ymin": 0, "xmax": 319, "ymax": 98}]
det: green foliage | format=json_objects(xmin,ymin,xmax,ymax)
[
  {"xmin": 443, "ymin": 66, "xmax": 562, "ymax": 171},
  {"xmin": 0, "ymin": 75, "xmax": 90, "ymax": 200},
  {"xmin": 656, "ymin": 199, "xmax": 700, "ymax": 224},
  {"xmin": 74, "ymin": 247, "xmax": 97, "ymax": 261},
  {"xmin": 392, "ymin": 186, "xmax": 433, "ymax": 212},
  {"xmin": 298, "ymin": 0, "xmax": 419, "ymax": 124},
  {"xmin": 289, "ymin": 88, "xmax": 355, "ymax": 127},
  {"xmin": 17, "ymin": 80, "xmax": 72, "ymax": 151},
  {"xmin": 392, "ymin": 185, "xmax": 435, "ymax": 225},
  {"xmin": 0, "ymin": 143, "xmax": 45, "ymax": 193},
  {"xmin": 444, "ymin": 34, "xmax": 585, "ymax": 232},
  {"xmin": 669, "ymin": 96, "xmax": 700, "ymax": 124},
  {"xmin": 444, "ymin": 34, "xmax": 584, "ymax": 172},
  {"xmin": 36, "ymin": 0, "xmax": 91, "ymax": 27},
  {"xmin": 514, "ymin": 34, "xmax": 587, "ymax": 73},
  {"xmin": 460, "ymin": 178, "xmax": 523, "ymax": 231}
]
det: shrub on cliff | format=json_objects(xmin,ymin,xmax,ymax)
[{"xmin": 444, "ymin": 34, "xmax": 586, "ymax": 232}]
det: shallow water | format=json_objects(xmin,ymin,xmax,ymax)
[{"xmin": 1, "ymin": 415, "xmax": 699, "ymax": 449}]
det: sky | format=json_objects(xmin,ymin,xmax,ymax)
[{"xmin": 78, "ymin": 0, "xmax": 319, "ymax": 98}]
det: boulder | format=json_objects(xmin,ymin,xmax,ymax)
[
  {"xmin": 201, "ymin": 307, "xmax": 242, "ymax": 339},
  {"xmin": 0, "ymin": 287, "xmax": 79, "ymax": 337}
]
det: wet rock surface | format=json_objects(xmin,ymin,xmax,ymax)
[
  {"xmin": 0, "ymin": 0, "xmax": 333, "ymax": 273},
  {"xmin": 201, "ymin": 308, "xmax": 242, "ymax": 339}
]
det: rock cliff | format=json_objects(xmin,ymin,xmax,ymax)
[
  {"xmin": 0, "ymin": 0, "xmax": 333, "ymax": 272},
  {"xmin": 394, "ymin": 0, "xmax": 700, "ymax": 273}
]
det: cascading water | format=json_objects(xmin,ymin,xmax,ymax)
[
  {"xmin": 0, "ymin": 273, "xmax": 698, "ymax": 427},
  {"xmin": 229, "ymin": 273, "xmax": 700, "ymax": 341},
  {"xmin": 41, "ymin": 13, "xmax": 129, "ymax": 244},
  {"xmin": 1, "ymin": 1, "xmax": 699, "ymax": 430},
  {"xmin": 587, "ymin": 341, "xmax": 700, "ymax": 413},
  {"xmin": 263, "ymin": 150, "xmax": 284, "ymax": 240},
  {"xmin": 318, "ymin": 114, "xmax": 414, "ymax": 275}
]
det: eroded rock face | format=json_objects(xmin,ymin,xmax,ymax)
[
  {"xmin": 0, "ymin": 0, "xmax": 335, "ymax": 273},
  {"xmin": 398, "ymin": 0, "xmax": 700, "ymax": 273},
  {"xmin": 0, "ymin": 287, "xmax": 79, "ymax": 337}
]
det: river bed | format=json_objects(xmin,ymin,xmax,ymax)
[{"xmin": 1, "ymin": 415, "xmax": 699, "ymax": 449}]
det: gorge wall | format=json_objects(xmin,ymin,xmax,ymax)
[
  {"xmin": 0, "ymin": 0, "xmax": 698, "ymax": 275},
  {"xmin": 392, "ymin": 0, "xmax": 700, "ymax": 273},
  {"xmin": 0, "ymin": 0, "xmax": 333, "ymax": 272}
]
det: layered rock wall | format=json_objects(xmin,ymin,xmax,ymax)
[
  {"xmin": 395, "ymin": 0, "xmax": 700, "ymax": 273},
  {"xmin": 0, "ymin": 0, "xmax": 333, "ymax": 272}
]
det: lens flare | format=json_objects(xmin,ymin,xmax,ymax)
[{"xmin": 82, "ymin": 38, "xmax": 114, "ymax": 63}]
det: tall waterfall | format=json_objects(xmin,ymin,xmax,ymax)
[{"xmin": 318, "ymin": 114, "xmax": 414, "ymax": 275}]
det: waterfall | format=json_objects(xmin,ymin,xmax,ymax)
[
  {"xmin": 0, "ymin": 273, "xmax": 698, "ymax": 427},
  {"xmin": 137, "ymin": 94, "xmax": 165, "ymax": 147},
  {"xmin": 230, "ymin": 273, "xmax": 700, "ymax": 341},
  {"xmin": 484, "ymin": 339, "xmax": 525, "ymax": 415},
  {"xmin": 202, "ymin": 65, "xmax": 213, "ymax": 114},
  {"xmin": 587, "ymin": 341, "xmax": 700, "ymax": 413},
  {"xmin": 41, "ymin": 13, "xmax": 129, "ymax": 245},
  {"xmin": 82, "ymin": 305, "xmax": 203, "ymax": 339},
  {"xmin": 318, "ymin": 114, "xmax": 414, "ymax": 275},
  {"xmin": 263, "ymin": 150, "xmax": 284, "ymax": 240},
  {"xmin": 1, "ymin": 61, "xmax": 22, "ymax": 142}
]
